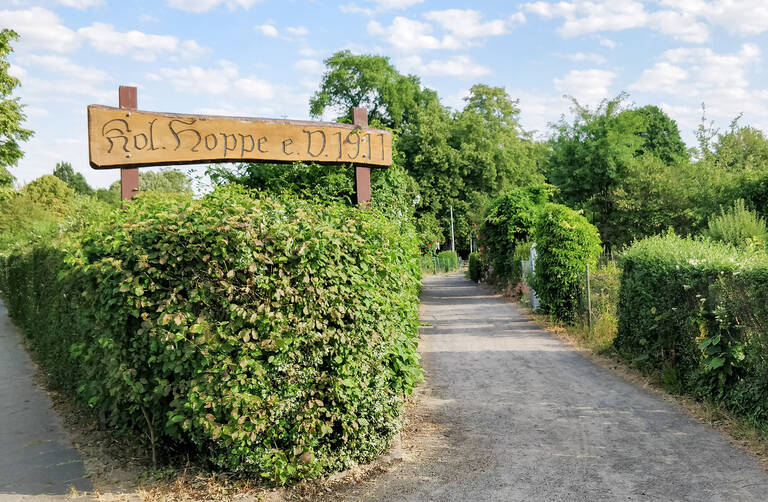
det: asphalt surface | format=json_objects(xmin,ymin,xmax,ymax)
[
  {"xmin": 0, "ymin": 301, "xmax": 92, "ymax": 501},
  {"xmin": 339, "ymin": 273, "xmax": 768, "ymax": 502}
]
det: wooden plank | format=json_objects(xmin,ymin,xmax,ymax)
[
  {"xmin": 88, "ymin": 105, "xmax": 393, "ymax": 169},
  {"xmin": 118, "ymin": 86, "xmax": 139, "ymax": 201}
]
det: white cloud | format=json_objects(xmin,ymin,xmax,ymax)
[
  {"xmin": 235, "ymin": 78, "xmax": 276, "ymax": 99},
  {"xmin": 257, "ymin": 24, "xmax": 280, "ymax": 37},
  {"xmin": 368, "ymin": 17, "xmax": 445, "ymax": 51},
  {"xmin": 0, "ymin": 8, "xmax": 80, "ymax": 52},
  {"xmin": 400, "ymin": 55, "xmax": 491, "ymax": 78},
  {"xmin": 564, "ymin": 52, "xmax": 607, "ymax": 64},
  {"xmin": 600, "ymin": 38, "xmax": 616, "ymax": 49},
  {"xmin": 19, "ymin": 55, "xmax": 108, "ymax": 83},
  {"xmin": 423, "ymin": 9, "xmax": 510, "ymax": 40},
  {"xmin": 629, "ymin": 62, "xmax": 688, "ymax": 93},
  {"xmin": 8, "ymin": 64, "xmax": 27, "ymax": 80},
  {"xmin": 368, "ymin": 11, "xmax": 516, "ymax": 52},
  {"xmin": 554, "ymin": 68, "xmax": 617, "ymax": 105},
  {"xmin": 421, "ymin": 55, "xmax": 491, "ymax": 78},
  {"xmin": 340, "ymin": 0, "xmax": 423, "ymax": 15},
  {"xmin": 77, "ymin": 23, "xmax": 207, "ymax": 61},
  {"xmin": 286, "ymin": 26, "xmax": 309, "ymax": 36},
  {"xmin": 149, "ymin": 61, "xmax": 276, "ymax": 100},
  {"xmin": 56, "ymin": 0, "xmax": 102, "ymax": 8},
  {"xmin": 294, "ymin": 59, "xmax": 324, "ymax": 74},
  {"xmin": 149, "ymin": 61, "xmax": 239, "ymax": 95},
  {"xmin": 166, "ymin": 0, "xmax": 262, "ymax": 13},
  {"xmin": 628, "ymin": 44, "xmax": 768, "ymax": 135},
  {"xmin": 658, "ymin": 0, "xmax": 768, "ymax": 37},
  {"xmin": 523, "ymin": 0, "xmax": 709, "ymax": 43}
]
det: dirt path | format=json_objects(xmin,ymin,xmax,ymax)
[
  {"xmin": 336, "ymin": 273, "xmax": 768, "ymax": 501},
  {"xmin": 0, "ymin": 301, "xmax": 92, "ymax": 501}
]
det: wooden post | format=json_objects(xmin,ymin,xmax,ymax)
[
  {"xmin": 352, "ymin": 107, "xmax": 371, "ymax": 206},
  {"xmin": 119, "ymin": 86, "xmax": 139, "ymax": 201}
]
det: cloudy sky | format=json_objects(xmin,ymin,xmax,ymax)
[{"xmin": 3, "ymin": 0, "xmax": 768, "ymax": 188}]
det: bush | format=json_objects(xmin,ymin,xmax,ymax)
[
  {"xmin": 617, "ymin": 233, "xmax": 768, "ymax": 424},
  {"xmin": 705, "ymin": 199, "xmax": 767, "ymax": 249},
  {"xmin": 468, "ymin": 252, "xmax": 484, "ymax": 282},
  {"xmin": 480, "ymin": 185, "xmax": 553, "ymax": 285},
  {"xmin": 437, "ymin": 250, "xmax": 458, "ymax": 271},
  {"xmin": 421, "ymin": 250, "xmax": 458, "ymax": 274},
  {"xmin": 531, "ymin": 203, "xmax": 602, "ymax": 322},
  {"xmin": 2, "ymin": 187, "xmax": 421, "ymax": 484}
]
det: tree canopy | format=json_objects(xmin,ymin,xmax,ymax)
[
  {"xmin": 53, "ymin": 161, "xmax": 94, "ymax": 195},
  {"xmin": 0, "ymin": 29, "xmax": 33, "ymax": 170},
  {"xmin": 309, "ymin": 50, "xmax": 436, "ymax": 129}
]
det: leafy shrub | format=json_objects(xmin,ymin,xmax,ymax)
[
  {"xmin": 20, "ymin": 174, "xmax": 75, "ymax": 215},
  {"xmin": 468, "ymin": 252, "xmax": 484, "ymax": 282},
  {"xmin": 2, "ymin": 187, "xmax": 421, "ymax": 484},
  {"xmin": 437, "ymin": 250, "xmax": 458, "ymax": 271},
  {"xmin": 617, "ymin": 233, "xmax": 768, "ymax": 425},
  {"xmin": 480, "ymin": 185, "xmax": 553, "ymax": 285},
  {"xmin": 705, "ymin": 199, "xmax": 767, "ymax": 249},
  {"xmin": 531, "ymin": 203, "xmax": 602, "ymax": 322},
  {"xmin": 421, "ymin": 250, "xmax": 458, "ymax": 274}
]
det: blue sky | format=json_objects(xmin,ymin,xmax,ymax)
[{"xmin": 3, "ymin": 0, "xmax": 768, "ymax": 188}]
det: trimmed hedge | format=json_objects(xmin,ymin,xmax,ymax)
[
  {"xmin": 2, "ymin": 188, "xmax": 421, "ymax": 484},
  {"xmin": 480, "ymin": 185, "xmax": 553, "ymax": 285},
  {"xmin": 617, "ymin": 234, "xmax": 768, "ymax": 424},
  {"xmin": 436, "ymin": 250, "xmax": 458, "ymax": 271},
  {"xmin": 468, "ymin": 252, "xmax": 483, "ymax": 282},
  {"xmin": 531, "ymin": 203, "xmax": 602, "ymax": 322}
]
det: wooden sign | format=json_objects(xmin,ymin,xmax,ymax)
[{"xmin": 87, "ymin": 105, "xmax": 393, "ymax": 170}]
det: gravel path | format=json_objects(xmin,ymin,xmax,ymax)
[
  {"xmin": 0, "ymin": 301, "xmax": 92, "ymax": 501},
  {"xmin": 339, "ymin": 273, "xmax": 768, "ymax": 502}
]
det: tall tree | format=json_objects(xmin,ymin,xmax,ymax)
[
  {"xmin": 309, "ymin": 50, "xmax": 435, "ymax": 129},
  {"xmin": 53, "ymin": 161, "xmax": 94, "ymax": 195},
  {"xmin": 0, "ymin": 29, "xmax": 33, "ymax": 170},
  {"xmin": 627, "ymin": 105, "xmax": 688, "ymax": 164},
  {"xmin": 545, "ymin": 94, "xmax": 645, "ymax": 249}
]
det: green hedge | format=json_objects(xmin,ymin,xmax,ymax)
[
  {"xmin": 617, "ymin": 234, "xmax": 768, "ymax": 424},
  {"xmin": 531, "ymin": 203, "xmax": 602, "ymax": 322},
  {"xmin": 480, "ymin": 185, "xmax": 553, "ymax": 285},
  {"xmin": 468, "ymin": 252, "xmax": 483, "ymax": 282},
  {"xmin": 437, "ymin": 250, "xmax": 458, "ymax": 271},
  {"xmin": 2, "ymin": 188, "xmax": 421, "ymax": 484},
  {"xmin": 420, "ymin": 250, "xmax": 458, "ymax": 274}
]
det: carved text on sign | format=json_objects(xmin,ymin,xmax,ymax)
[{"xmin": 88, "ymin": 105, "xmax": 393, "ymax": 169}]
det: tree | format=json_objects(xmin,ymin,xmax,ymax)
[
  {"xmin": 545, "ymin": 94, "xmax": 645, "ymax": 249},
  {"xmin": 400, "ymin": 85, "xmax": 546, "ymax": 251},
  {"xmin": 108, "ymin": 169, "xmax": 193, "ymax": 196},
  {"xmin": 309, "ymin": 51, "xmax": 435, "ymax": 129},
  {"xmin": 0, "ymin": 165, "xmax": 14, "ymax": 187},
  {"xmin": 626, "ymin": 105, "xmax": 688, "ymax": 164},
  {"xmin": 0, "ymin": 29, "xmax": 33, "ymax": 170},
  {"xmin": 20, "ymin": 174, "xmax": 75, "ymax": 215},
  {"xmin": 53, "ymin": 161, "xmax": 94, "ymax": 195}
]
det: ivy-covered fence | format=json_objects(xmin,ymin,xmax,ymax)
[{"xmin": 1, "ymin": 188, "xmax": 422, "ymax": 484}]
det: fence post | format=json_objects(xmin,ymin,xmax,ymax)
[{"xmin": 586, "ymin": 263, "xmax": 592, "ymax": 332}]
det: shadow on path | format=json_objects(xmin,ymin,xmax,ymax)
[{"xmin": 340, "ymin": 273, "xmax": 768, "ymax": 502}]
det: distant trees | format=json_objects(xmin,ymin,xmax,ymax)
[
  {"xmin": 107, "ymin": 168, "xmax": 193, "ymax": 197},
  {"xmin": 53, "ymin": 161, "xmax": 93, "ymax": 195},
  {"xmin": 0, "ymin": 29, "xmax": 33, "ymax": 171}
]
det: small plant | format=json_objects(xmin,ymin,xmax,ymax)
[{"xmin": 705, "ymin": 199, "xmax": 767, "ymax": 249}]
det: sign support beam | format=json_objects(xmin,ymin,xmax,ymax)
[
  {"xmin": 353, "ymin": 107, "xmax": 371, "ymax": 206},
  {"xmin": 118, "ymin": 86, "xmax": 139, "ymax": 201}
]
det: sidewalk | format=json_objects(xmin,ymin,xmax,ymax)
[{"xmin": 0, "ymin": 301, "xmax": 92, "ymax": 500}]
